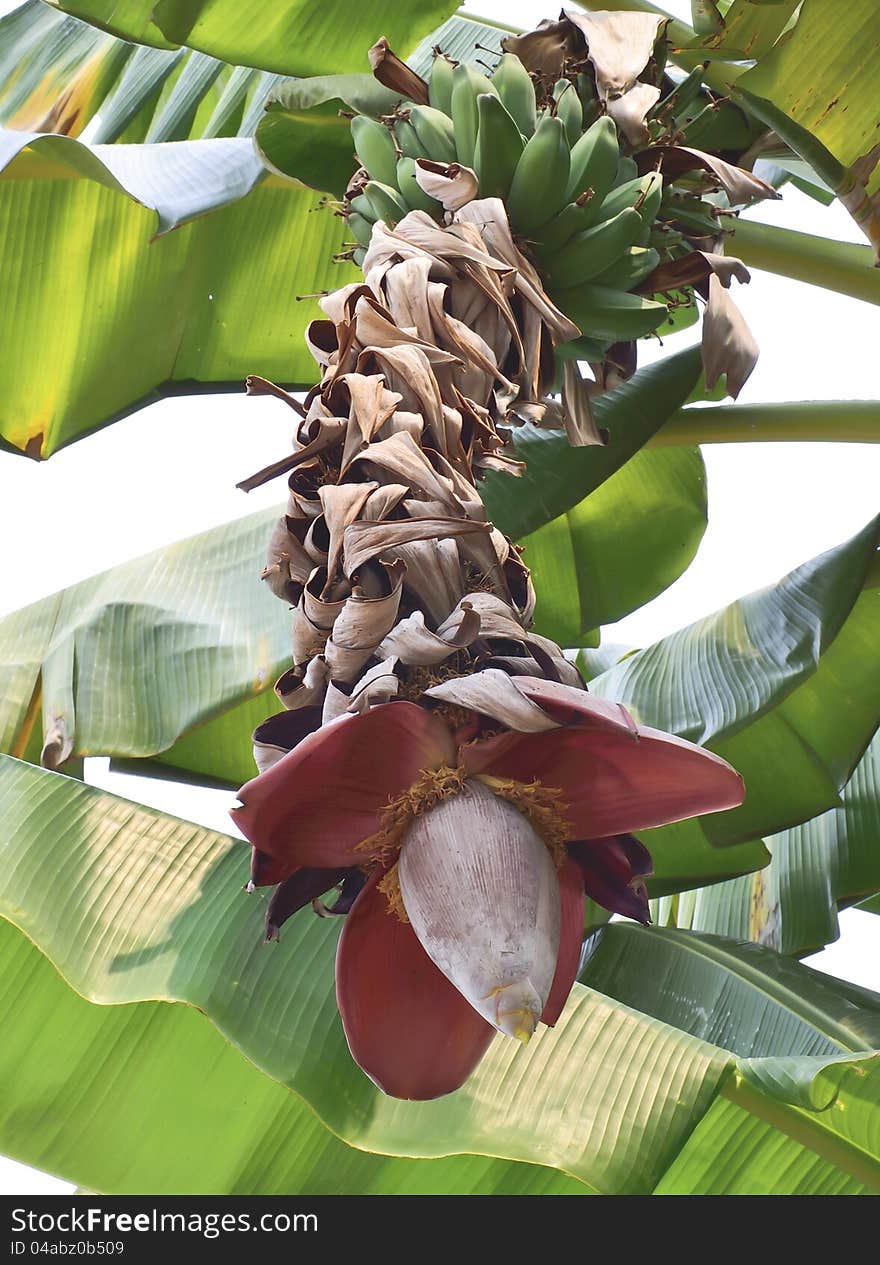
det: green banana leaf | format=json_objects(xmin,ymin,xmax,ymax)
[
  {"xmin": 481, "ymin": 345, "xmax": 704, "ymax": 541},
  {"xmin": 0, "ymin": 507, "xmax": 288, "ymax": 765},
  {"xmin": 739, "ymin": 0, "xmax": 880, "ymax": 202},
  {"xmin": 653, "ymin": 732, "xmax": 880, "ymax": 957},
  {"xmin": 0, "ymin": 919, "xmax": 585, "ymax": 1194},
  {"xmin": 255, "ymin": 75, "xmax": 399, "ymax": 196},
  {"xmin": 578, "ymin": 922, "xmax": 880, "ymax": 1194},
  {"xmin": 676, "ymin": 0, "xmax": 800, "ymax": 61},
  {"xmin": 586, "ymin": 515, "xmax": 880, "ymax": 891},
  {"xmin": 1, "ymin": 755, "xmax": 878, "ymax": 1194},
  {"xmin": 0, "ymin": 130, "xmax": 356, "ymax": 457},
  {"xmin": 1, "ymin": 1, "xmax": 290, "ymax": 145},
  {"xmin": 41, "ymin": 0, "xmax": 460, "ymax": 77},
  {"xmin": 526, "ymin": 445, "xmax": 707, "ymax": 645}
]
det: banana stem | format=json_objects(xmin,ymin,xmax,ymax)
[
  {"xmin": 722, "ymin": 216, "xmax": 880, "ymax": 306},
  {"xmin": 648, "ymin": 400, "xmax": 880, "ymax": 447}
]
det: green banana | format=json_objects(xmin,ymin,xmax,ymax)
[
  {"xmin": 660, "ymin": 192, "xmax": 720, "ymax": 236},
  {"xmin": 544, "ymin": 207, "xmax": 645, "ymax": 288},
  {"xmin": 636, "ymin": 171, "xmax": 664, "ymax": 224},
  {"xmin": 651, "ymin": 62, "xmax": 706, "ymax": 126},
  {"xmin": 350, "ymin": 116, "xmax": 399, "ymax": 190},
  {"xmin": 347, "ymin": 212, "xmax": 375, "ymax": 249},
  {"xmin": 566, "ymin": 115, "xmax": 619, "ymax": 201},
  {"xmin": 591, "ymin": 172, "xmax": 663, "ymax": 227},
  {"xmin": 576, "ymin": 71, "xmax": 597, "ymax": 113},
  {"xmin": 554, "ymin": 79, "xmax": 582, "ymax": 148},
  {"xmin": 532, "ymin": 198, "xmax": 594, "ymax": 253},
  {"xmin": 611, "ymin": 156, "xmax": 639, "ymax": 189},
  {"xmin": 428, "ymin": 52, "xmax": 456, "ymax": 115},
  {"xmin": 555, "ymin": 284, "xmax": 669, "ymax": 342},
  {"xmin": 363, "ymin": 180, "xmax": 409, "ymax": 226},
  {"xmin": 396, "ymin": 156, "xmax": 442, "ymax": 215},
  {"xmin": 348, "ymin": 192, "xmax": 376, "ymax": 221},
  {"xmin": 393, "ymin": 116, "xmax": 423, "ymax": 159},
  {"xmin": 408, "ymin": 105, "xmax": 457, "ymax": 164},
  {"xmin": 592, "ymin": 246, "xmax": 661, "ymax": 291},
  {"xmin": 451, "ymin": 63, "xmax": 498, "ymax": 166},
  {"xmin": 506, "ymin": 114, "xmax": 570, "ymax": 234},
  {"xmin": 475, "ymin": 92, "xmax": 525, "ymax": 199},
  {"xmin": 555, "ymin": 333, "xmax": 611, "ymax": 363},
  {"xmin": 649, "ymin": 224, "xmax": 686, "ymax": 251},
  {"xmin": 491, "ymin": 52, "xmax": 536, "ymax": 136}
]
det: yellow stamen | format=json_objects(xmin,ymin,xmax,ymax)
[
  {"xmin": 359, "ymin": 766, "xmax": 571, "ymax": 920},
  {"xmin": 356, "ymin": 764, "xmax": 468, "ymax": 868}
]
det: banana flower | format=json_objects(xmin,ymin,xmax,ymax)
[{"xmin": 232, "ymin": 672, "xmax": 744, "ymax": 1099}]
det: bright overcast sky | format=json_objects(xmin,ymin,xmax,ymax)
[{"xmin": 1, "ymin": 0, "xmax": 878, "ymax": 1193}]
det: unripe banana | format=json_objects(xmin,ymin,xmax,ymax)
[
  {"xmin": 409, "ymin": 104, "xmax": 457, "ymax": 164},
  {"xmin": 475, "ymin": 92, "xmax": 525, "ymax": 200},
  {"xmin": 652, "ymin": 62, "xmax": 706, "ymax": 127},
  {"xmin": 555, "ymin": 333, "xmax": 609, "ymax": 364},
  {"xmin": 491, "ymin": 52, "xmax": 536, "ymax": 136},
  {"xmin": 611, "ymin": 156, "xmax": 639, "ymax": 189},
  {"xmin": 347, "ymin": 211, "xmax": 374, "ymax": 249},
  {"xmin": 555, "ymin": 283, "xmax": 669, "ymax": 342},
  {"xmin": 566, "ymin": 115, "xmax": 619, "ymax": 201},
  {"xmin": 553, "ymin": 79, "xmax": 582, "ymax": 148},
  {"xmin": 506, "ymin": 114, "xmax": 570, "ymax": 234},
  {"xmin": 353, "ymin": 246, "xmax": 367, "ymax": 268},
  {"xmin": 577, "ymin": 71, "xmax": 597, "ymax": 113},
  {"xmin": 396, "ymin": 156, "xmax": 443, "ymax": 214},
  {"xmin": 639, "ymin": 171, "xmax": 665, "ymax": 225},
  {"xmin": 649, "ymin": 224, "xmax": 685, "ymax": 251},
  {"xmin": 351, "ymin": 116, "xmax": 399, "ymax": 190},
  {"xmin": 451, "ymin": 63, "xmax": 498, "ymax": 167},
  {"xmin": 592, "ymin": 245, "xmax": 661, "ymax": 291},
  {"xmin": 592, "ymin": 172, "xmax": 663, "ymax": 227},
  {"xmin": 348, "ymin": 193, "xmax": 376, "ymax": 221},
  {"xmin": 428, "ymin": 52, "xmax": 456, "ymax": 115},
  {"xmin": 393, "ymin": 116, "xmax": 422, "ymax": 159},
  {"xmin": 660, "ymin": 192, "xmax": 720, "ymax": 235},
  {"xmin": 532, "ymin": 198, "xmax": 594, "ymax": 253},
  {"xmin": 363, "ymin": 179, "xmax": 409, "ymax": 226},
  {"xmin": 544, "ymin": 207, "xmax": 645, "ymax": 288}
]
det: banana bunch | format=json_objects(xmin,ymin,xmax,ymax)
[{"xmin": 345, "ymin": 49, "xmax": 725, "ymax": 349}]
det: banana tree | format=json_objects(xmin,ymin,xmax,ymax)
[{"xmin": 0, "ymin": 0, "xmax": 879, "ymax": 1194}]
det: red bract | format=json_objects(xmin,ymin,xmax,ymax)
[{"xmin": 232, "ymin": 677, "xmax": 744, "ymax": 1099}]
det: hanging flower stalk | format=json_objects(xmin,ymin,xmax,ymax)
[{"xmin": 233, "ymin": 11, "xmax": 773, "ymax": 1100}]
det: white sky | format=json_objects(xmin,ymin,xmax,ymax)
[{"xmin": 1, "ymin": 0, "xmax": 879, "ymax": 1194}]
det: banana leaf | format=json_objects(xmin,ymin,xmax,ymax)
[
  {"xmin": 0, "ymin": 918, "xmax": 585, "ymax": 1194},
  {"xmin": 0, "ymin": 130, "xmax": 357, "ymax": 457},
  {"xmin": 653, "ymin": 733, "xmax": 880, "ymax": 957},
  {"xmin": 1, "ymin": 754, "xmax": 878, "ymax": 1194},
  {"xmin": 587, "ymin": 516, "xmax": 880, "ymax": 891},
  {"xmin": 40, "ymin": 0, "xmax": 461, "ymax": 77},
  {"xmin": 481, "ymin": 345, "xmax": 704, "ymax": 541},
  {"xmin": 579, "ymin": 922, "xmax": 880, "ymax": 1193},
  {"xmin": 526, "ymin": 445, "xmax": 707, "ymax": 644},
  {"xmin": 739, "ymin": 0, "xmax": 880, "ymax": 203}
]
